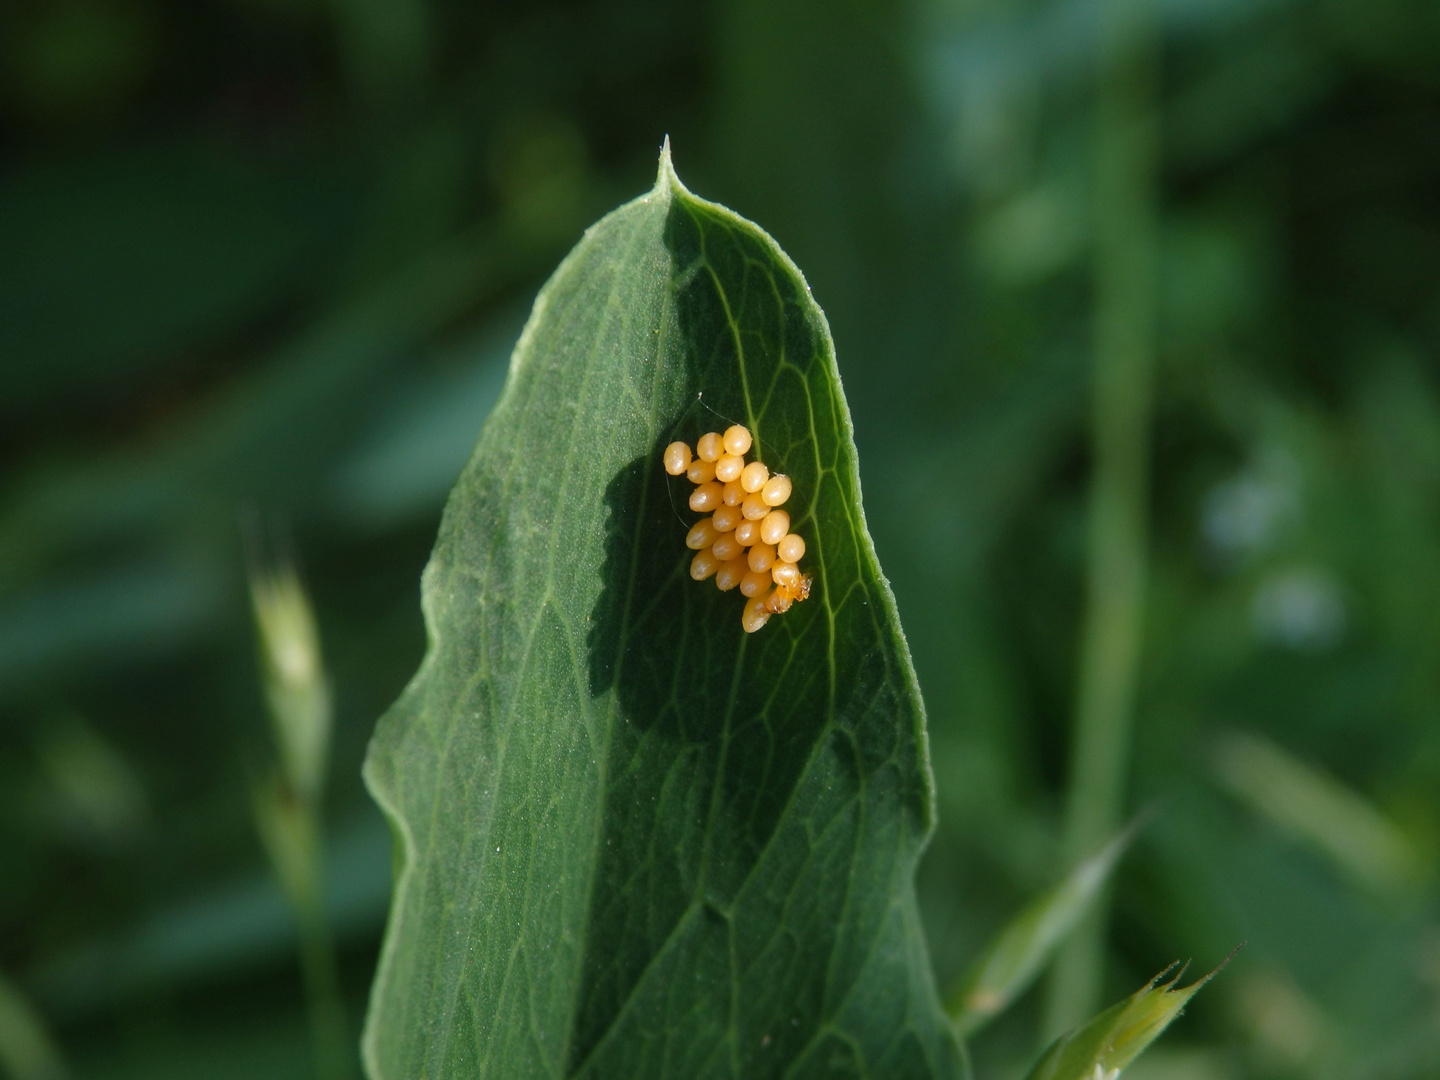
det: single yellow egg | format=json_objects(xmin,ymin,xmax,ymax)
[
  {"xmin": 712, "ymin": 532, "xmax": 743, "ymax": 562},
  {"xmin": 715, "ymin": 558, "xmax": 747, "ymax": 592},
  {"xmin": 761, "ymin": 474, "xmax": 792, "ymax": 507},
  {"xmin": 760, "ymin": 509, "xmax": 790, "ymax": 546},
  {"xmin": 689, "ymin": 481, "xmax": 723, "ymax": 512},
  {"xmin": 742, "ymin": 595, "xmax": 771, "ymax": 633},
  {"xmin": 712, "ymin": 504, "xmax": 741, "ymax": 532},
  {"xmin": 740, "ymin": 461, "xmax": 769, "ymax": 493},
  {"xmin": 747, "ymin": 542, "xmax": 777, "ymax": 573},
  {"xmin": 734, "ymin": 519, "xmax": 761, "ymax": 546},
  {"xmin": 686, "ymin": 519, "xmax": 719, "ymax": 550},
  {"xmin": 715, "ymin": 454, "xmax": 744, "ymax": 483},
  {"xmin": 723, "ymin": 424, "xmax": 753, "ymax": 456},
  {"xmin": 772, "ymin": 561, "xmax": 801, "ymax": 589},
  {"xmin": 777, "ymin": 533, "xmax": 805, "ymax": 564},
  {"xmin": 690, "ymin": 549, "xmax": 720, "ymax": 580},
  {"xmin": 740, "ymin": 569, "xmax": 771, "ymax": 598},
  {"xmin": 686, "ymin": 458, "xmax": 716, "ymax": 484},
  {"xmin": 722, "ymin": 480, "xmax": 744, "ymax": 506},
  {"xmin": 741, "ymin": 492, "xmax": 769, "ymax": 520},
  {"xmin": 697, "ymin": 432, "xmax": 724, "ymax": 462},
  {"xmin": 663, "ymin": 441, "xmax": 692, "ymax": 476}
]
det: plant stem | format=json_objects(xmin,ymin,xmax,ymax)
[
  {"xmin": 248, "ymin": 549, "xmax": 349, "ymax": 1078},
  {"xmin": 293, "ymin": 832, "xmax": 352, "ymax": 1080},
  {"xmin": 253, "ymin": 781, "xmax": 352, "ymax": 1080},
  {"xmin": 1044, "ymin": 0, "xmax": 1160, "ymax": 1037}
]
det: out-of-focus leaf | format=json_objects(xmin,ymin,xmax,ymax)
[
  {"xmin": 31, "ymin": 811, "xmax": 391, "ymax": 1018},
  {"xmin": 0, "ymin": 970, "xmax": 67, "ymax": 1080},
  {"xmin": 72, "ymin": 1009, "xmax": 312, "ymax": 1080},
  {"xmin": 5, "ymin": 0, "xmax": 156, "ymax": 117},
  {"xmin": 1121, "ymin": 1048, "xmax": 1236, "ymax": 1080},
  {"xmin": 0, "ymin": 555, "xmax": 228, "ymax": 697},
  {"xmin": 0, "ymin": 221, "xmax": 554, "ymax": 702},
  {"xmin": 1215, "ymin": 730, "xmax": 1422, "ymax": 894},
  {"xmin": 33, "ymin": 715, "xmax": 150, "ymax": 847},
  {"xmin": 948, "ymin": 827, "xmax": 1133, "ymax": 1035},
  {"xmin": 1230, "ymin": 966, "xmax": 1321, "ymax": 1072},
  {"xmin": 362, "ymin": 145, "xmax": 963, "ymax": 1079},
  {"xmin": 1025, "ymin": 963, "xmax": 1222, "ymax": 1080},
  {"xmin": 0, "ymin": 142, "xmax": 361, "ymax": 409},
  {"xmin": 328, "ymin": 312, "xmax": 520, "ymax": 529}
]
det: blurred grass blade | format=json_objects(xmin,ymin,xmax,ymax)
[
  {"xmin": 248, "ymin": 550, "xmax": 332, "ymax": 803},
  {"xmin": 1048, "ymin": 0, "xmax": 1161, "ymax": 1032},
  {"xmin": 247, "ymin": 542, "xmax": 351, "ymax": 1080},
  {"xmin": 251, "ymin": 777, "xmax": 352, "ymax": 1080},
  {"xmin": 35, "ymin": 715, "xmax": 150, "ymax": 847},
  {"xmin": 948, "ymin": 827, "xmax": 1135, "ymax": 1035},
  {"xmin": 0, "ymin": 971, "xmax": 68, "ymax": 1080},
  {"xmin": 1214, "ymin": 730, "xmax": 1421, "ymax": 893},
  {"xmin": 1026, "ymin": 960, "xmax": 1225, "ymax": 1080}
]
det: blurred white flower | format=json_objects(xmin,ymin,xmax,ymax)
[
  {"xmin": 1250, "ymin": 566, "xmax": 1345, "ymax": 650},
  {"xmin": 1202, "ymin": 451, "xmax": 1300, "ymax": 560}
]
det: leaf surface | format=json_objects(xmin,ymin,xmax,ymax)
[{"xmin": 362, "ymin": 145, "xmax": 962, "ymax": 1080}]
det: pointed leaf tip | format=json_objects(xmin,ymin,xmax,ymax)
[
  {"xmin": 948, "ymin": 824, "xmax": 1138, "ymax": 1035},
  {"xmin": 1024, "ymin": 953, "xmax": 1236, "ymax": 1080},
  {"xmin": 655, "ymin": 134, "xmax": 687, "ymax": 197}
]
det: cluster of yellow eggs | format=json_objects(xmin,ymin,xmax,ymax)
[{"xmin": 663, "ymin": 423, "xmax": 811, "ymax": 634}]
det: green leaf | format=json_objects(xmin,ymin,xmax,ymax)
[
  {"xmin": 1214, "ymin": 730, "xmax": 1422, "ymax": 895},
  {"xmin": 361, "ymin": 143, "xmax": 964, "ymax": 1079},
  {"xmin": 947, "ymin": 827, "xmax": 1134, "ymax": 1036},
  {"xmin": 1025, "ymin": 961, "xmax": 1226, "ymax": 1080},
  {"xmin": 0, "ymin": 968, "xmax": 68, "ymax": 1080}
]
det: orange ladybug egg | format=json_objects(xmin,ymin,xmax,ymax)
[
  {"xmin": 760, "ymin": 509, "xmax": 789, "ymax": 546},
  {"xmin": 761, "ymin": 474, "xmax": 792, "ymax": 507},
  {"xmin": 723, "ymin": 424, "xmax": 753, "ymax": 457},
  {"xmin": 772, "ymin": 561, "xmax": 801, "ymax": 589},
  {"xmin": 715, "ymin": 454, "xmax": 744, "ymax": 483},
  {"xmin": 764, "ymin": 588, "xmax": 794, "ymax": 615},
  {"xmin": 664, "ymin": 441, "xmax": 692, "ymax": 476},
  {"xmin": 691, "ymin": 549, "xmax": 720, "ymax": 581},
  {"xmin": 747, "ymin": 542, "xmax": 777, "ymax": 573},
  {"xmin": 686, "ymin": 519, "xmax": 719, "ymax": 550},
  {"xmin": 712, "ymin": 532, "xmax": 743, "ymax": 563},
  {"xmin": 740, "ymin": 461, "xmax": 769, "ymax": 493},
  {"xmin": 689, "ymin": 481, "xmax": 723, "ymax": 512},
  {"xmin": 740, "ymin": 569, "xmax": 771, "ymax": 598},
  {"xmin": 712, "ymin": 504, "xmax": 742, "ymax": 532},
  {"xmin": 742, "ymin": 595, "xmax": 771, "ymax": 633},
  {"xmin": 741, "ymin": 492, "xmax": 769, "ymax": 521},
  {"xmin": 697, "ymin": 432, "xmax": 724, "ymax": 462},
  {"xmin": 715, "ymin": 559, "xmax": 747, "ymax": 592},
  {"xmin": 734, "ymin": 519, "xmax": 761, "ymax": 546},
  {"xmin": 777, "ymin": 533, "xmax": 805, "ymax": 564}
]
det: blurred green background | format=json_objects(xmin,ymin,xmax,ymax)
[{"xmin": 3, "ymin": 0, "xmax": 1440, "ymax": 1077}]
